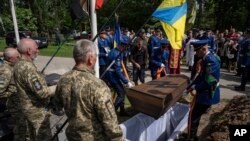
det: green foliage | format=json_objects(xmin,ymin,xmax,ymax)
[
  {"xmin": 97, "ymin": 0, "xmax": 161, "ymax": 31},
  {"xmin": 1, "ymin": 7, "xmax": 37, "ymax": 32},
  {"xmin": 1, "ymin": 0, "xmax": 250, "ymax": 37},
  {"xmin": 196, "ymin": 0, "xmax": 250, "ymax": 31}
]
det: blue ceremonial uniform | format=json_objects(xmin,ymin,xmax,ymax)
[
  {"xmin": 150, "ymin": 46, "xmax": 169, "ymax": 80},
  {"xmin": 198, "ymin": 35, "xmax": 215, "ymax": 53},
  {"xmin": 192, "ymin": 52, "xmax": 220, "ymax": 105},
  {"xmin": 241, "ymin": 38, "xmax": 250, "ymax": 66},
  {"xmin": 148, "ymin": 35, "xmax": 161, "ymax": 58},
  {"xmin": 236, "ymin": 37, "xmax": 250, "ymax": 90},
  {"xmin": 98, "ymin": 39, "xmax": 109, "ymax": 66},
  {"xmin": 121, "ymin": 34, "xmax": 130, "ymax": 57},
  {"xmin": 188, "ymin": 40, "xmax": 221, "ymax": 139},
  {"xmin": 98, "ymin": 38, "xmax": 110, "ymax": 76},
  {"xmin": 106, "ymin": 34, "xmax": 114, "ymax": 49},
  {"xmin": 106, "ymin": 48, "xmax": 128, "ymax": 108}
]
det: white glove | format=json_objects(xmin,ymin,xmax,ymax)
[
  {"xmin": 127, "ymin": 82, "xmax": 134, "ymax": 88},
  {"xmin": 161, "ymin": 63, "xmax": 165, "ymax": 67}
]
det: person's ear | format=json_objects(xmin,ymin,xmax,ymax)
[
  {"xmin": 89, "ymin": 53, "xmax": 94, "ymax": 64},
  {"xmin": 27, "ymin": 48, "xmax": 31, "ymax": 55}
]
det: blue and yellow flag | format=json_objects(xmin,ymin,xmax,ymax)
[
  {"xmin": 113, "ymin": 21, "xmax": 121, "ymax": 48},
  {"xmin": 152, "ymin": 0, "xmax": 187, "ymax": 49}
]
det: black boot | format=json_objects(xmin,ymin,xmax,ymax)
[
  {"xmin": 119, "ymin": 105, "xmax": 130, "ymax": 116},
  {"xmin": 235, "ymin": 86, "xmax": 245, "ymax": 91}
]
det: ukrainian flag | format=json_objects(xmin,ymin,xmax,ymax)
[
  {"xmin": 152, "ymin": 0, "xmax": 187, "ymax": 49},
  {"xmin": 113, "ymin": 21, "xmax": 121, "ymax": 48}
]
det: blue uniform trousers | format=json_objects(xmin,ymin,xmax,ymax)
[
  {"xmin": 190, "ymin": 103, "xmax": 211, "ymax": 137},
  {"xmin": 110, "ymin": 81, "xmax": 126, "ymax": 108}
]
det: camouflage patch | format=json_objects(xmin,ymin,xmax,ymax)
[
  {"xmin": 32, "ymin": 79, "xmax": 42, "ymax": 91},
  {"xmin": 105, "ymin": 100, "xmax": 114, "ymax": 118}
]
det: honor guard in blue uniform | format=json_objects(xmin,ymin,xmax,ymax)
[
  {"xmin": 186, "ymin": 40, "xmax": 220, "ymax": 140},
  {"xmin": 150, "ymin": 39, "xmax": 170, "ymax": 80},
  {"xmin": 106, "ymin": 40, "xmax": 133, "ymax": 116},
  {"xmin": 121, "ymin": 28, "xmax": 131, "ymax": 69},
  {"xmin": 98, "ymin": 30, "xmax": 110, "ymax": 76},
  {"xmin": 147, "ymin": 29, "xmax": 162, "ymax": 59},
  {"xmin": 235, "ymin": 28, "xmax": 250, "ymax": 91},
  {"xmin": 198, "ymin": 31, "xmax": 215, "ymax": 53},
  {"xmin": 105, "ymin": 26, "xmax": 114, "ymax": 49}
]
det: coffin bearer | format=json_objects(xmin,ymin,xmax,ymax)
[
  {"xmin": 14, "ymin": 38, "xmax": 53, "ymax": 141},
  {"xmin": 98, "ymin": 30, "xmax": 110, "ymax": 76},
  {"xmin": 106, "ymin": 40, "xmax": 133, "ymax": 116},
  {"xmin": 150, "ymin": 39, "xmax": 170, "ymax": 80},
  {"xmin": 54, "ymin": 39, "xmax": 124, "ymax": 140},
  {"xmin": 186, "ymin": 40, "xmax": 220, "ymax": 141}
]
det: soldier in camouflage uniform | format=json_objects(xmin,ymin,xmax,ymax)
[
  {"xmin": 54, "ymin": 39, "xmax": 124, "ymax": 141},
  {"xmin": 0, "ymin": 48, "xmax": 30, "ymax": 141},
  {"xmin": 13, "ymin": 38, "xmax": 53, "ymax": 141}
]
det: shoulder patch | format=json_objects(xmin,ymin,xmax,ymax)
[{"xmin": 32, "ymin": 78, "xmax": 43, "ymax": 91}]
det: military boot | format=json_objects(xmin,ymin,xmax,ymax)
[
  {"xmin": 234, "ymin": 86, "xmax": 245, "ymax": 91},
  {"xmin": 119, "ymin": 105, "xmax": 130, "ymax": 116}
]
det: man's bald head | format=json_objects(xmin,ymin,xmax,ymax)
[
  {"xmin": 17, "ymin": 38, "xmax": 37, "ymax": 54},
  {"xmin": 17, "ymin": 38, "xmax": 39, "ymax": 61},
  {"xmin": 3, "ymin": 47, "xmax": 20, "ymax": 65}
]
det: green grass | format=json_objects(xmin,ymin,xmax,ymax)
[
  {"xmin": 39, "ymin": 43, "xmax": 74, "ymax": 57},
  {"xmin": 0, "ymin": 37, "xmax": 74, "ymax": 57}
]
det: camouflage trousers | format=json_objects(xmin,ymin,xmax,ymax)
[
  {"xmin": 25, "ymin": 111, "xmax": 52, "ymax": 141},
  {"xmin": 9, "ymin": 111, "xmax": 30, "ymax": 141}
]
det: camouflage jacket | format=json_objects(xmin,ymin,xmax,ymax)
[
  {"xmin": 13, "ymin": 59, "xmax": 51, "ymax": 117},
  {"xmin": 0, "ymin": 60, "xmax": 16, "ymax": 98},
  {"xmin": 54, "ymin": 66, "xmax": 123, "ymax": 141}
]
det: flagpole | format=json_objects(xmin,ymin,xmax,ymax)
[
  {"xmin": 90, "ymin": 0, "xmax": 99, "ymax": 78},
  {"xmin": 10, "ymin": 0, "xmax": 20, "ymax": 43}
]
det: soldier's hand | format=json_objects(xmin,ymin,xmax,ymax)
[
  {"xmin": 48, "ymin": 85, "xmax": 56, "ymax": 96},
  {"xmin": 161, "ymin": 63, "xmax": 165, "ymax": 68},
  {"xmin": 127, "ymin": 81, "xmax": 134, "ymax": 88},
  {"xmin": 135, "ymin": 63, "xmax": 141, "ymax": 69}
]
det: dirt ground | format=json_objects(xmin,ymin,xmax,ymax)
[{"xmin": 202, "ymin": 95, "xmax": 250, "ymax": 141}]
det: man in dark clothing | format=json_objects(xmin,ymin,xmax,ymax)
[{"xmin": 130, "ymin": 38, "xmax": 148, "ymax": 85}]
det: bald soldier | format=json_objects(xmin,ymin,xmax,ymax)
[
  {"xmin": 54, "ymin": 39, "xmax": 124, "ymax": 141},
  {"xmin": 0, "ymin": 48, "xmax": 28, "ymax": 141},
  {"xmin": 13, "ymin": 38, "xmax": 53, "ymax": 141}
]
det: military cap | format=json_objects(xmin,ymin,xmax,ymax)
[{"xmin": 191, "ymin": 40, "xmax": 209, "ymax": 51}]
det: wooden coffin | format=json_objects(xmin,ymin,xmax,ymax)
[{"xmin": 126, "ymin": 74, "xmax": 189, "ymax": 119}]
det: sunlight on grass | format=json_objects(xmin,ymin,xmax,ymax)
[{"xmin": 0, "ymin": 38, "xmax": 75, "ymax": 57}]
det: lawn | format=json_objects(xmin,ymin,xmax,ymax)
[{"xmin": 0, "ymin": 37, "xmax": 74, "ymax": 57}]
